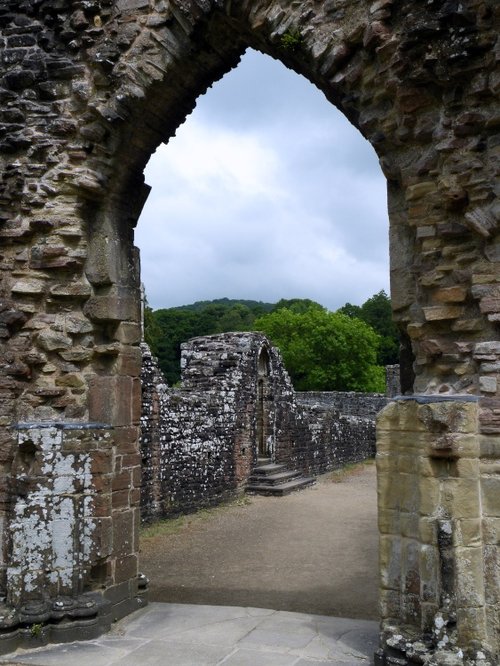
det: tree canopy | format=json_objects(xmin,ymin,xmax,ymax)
[
  {"xmin": 337, "ymin": 290, "xmax": 399, "ymax": 366},
  {"xmin": 254, "ymin": 306, "xmax": 385, "ymax": 392},
  {"xmin": 143, "ymin": 292, "xmax": 397, "ymax": 390}
]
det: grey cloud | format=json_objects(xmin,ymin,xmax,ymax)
[{"xmin": 137, "ymin": 49, "xmax": 390, "ymax": 311}]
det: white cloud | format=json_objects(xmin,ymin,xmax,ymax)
[{"xmin": 136, "ymin": 49, "xmax": 389, "ymax": 311}]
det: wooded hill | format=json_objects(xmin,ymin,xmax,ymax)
[{"xmin": 144, "ymin": 292, "xmax": 399, "ymax": 391}]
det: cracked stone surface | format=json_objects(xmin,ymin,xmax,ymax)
[{"xmin": 0, "ymin": 602, "xmax": 378, "ymax": 666}]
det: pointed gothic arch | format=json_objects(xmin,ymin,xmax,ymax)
[{"xmin": 0, "ymin": 2, "xmax": 498, "ymax": 663}]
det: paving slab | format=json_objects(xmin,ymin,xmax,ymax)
[{"xmin": 0, "ymin": 603, "xmax": 378, "ymax": 665}]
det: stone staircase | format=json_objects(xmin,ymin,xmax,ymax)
[{"xmin": 246, "ymin": 458, "xmax": 316, "ymax": 496}]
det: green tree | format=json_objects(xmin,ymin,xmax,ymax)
[
  {"xmin": 336, "ymin": 302, "xmax": 361, "ymax": 319},
  {"xmin": 272, "ymin": 298, "xmax": 325, "ymax": 314},
  {"xmin": 337, "ymin": 290, "xmax": 399, "ymax": 366},
  {"xmin": 143, "ymin": 301, "xmax": 163, "ymax": 356},
  {"xmin": 255, "ymin": 307, "xmax": 385, "ymax": 392}
]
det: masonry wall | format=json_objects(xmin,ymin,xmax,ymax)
[
  {"xmin": 296, "ymin": 391, "xmax": 389, "ymax": 418},
  {"xmin": 140, "ymin": 334, "xmax": 384, "ymax": 521}
]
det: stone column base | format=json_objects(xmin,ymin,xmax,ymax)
[{"xmin": 0, "ymin": 575, "xmax": 148, "ymax": 656}]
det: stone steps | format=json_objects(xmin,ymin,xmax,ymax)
[{"xmin": 246, "ymin": 459, "xmax": 315, "ymax": 496}]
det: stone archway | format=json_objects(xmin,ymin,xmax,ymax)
[{"xmin": 0, "ymin": 1, "xmax": 498, "ymax": 663}]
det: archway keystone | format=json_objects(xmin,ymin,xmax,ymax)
[{"xmin": 0, "ymin": 1, "xmax": 498, "ymax": 663}]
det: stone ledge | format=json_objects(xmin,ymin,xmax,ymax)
[
  {"xmin": 13, "ymin": 421, "xmax": 113, "ymax": 430},
  {"xmin": 393, "ymin": 394, "xmax": 479, "ymax": 403}
]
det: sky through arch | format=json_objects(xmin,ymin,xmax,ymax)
[{"xmin": 136, "ymin": 49, "xmax": 389, "ymax": 311}]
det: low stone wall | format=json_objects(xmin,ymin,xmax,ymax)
[
  {"xmin": 296, "ymin": 391, "xmax": 389, "ymax": 418},
  {"xmin": 294, "ymin": 406, "xmax": 376, "ymax": 477},
  {"xmin": 140, "ymin": 334, "xmax": 385, "ymax": 521}
]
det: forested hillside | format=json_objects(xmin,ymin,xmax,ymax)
[{"xmin": 144, "ymin": 291, "xmax": 399, "ymax": 390}]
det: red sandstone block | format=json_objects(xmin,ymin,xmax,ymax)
[
  {"xmin": 130, "ymin": 488, "xmax": 140, "ymax": 506},
  {"xmin": 89, "ymin": 375, "xmax": 133, "ymax": 426},
  {"xmin": 112, "ymin": 510, "xmax": 134, "ymax": 558},
  {"xmin": 113, "ymin": 426, "xmax": 140, "ymax": 454},
  {"xmin": 93, "ymin": 474, "xmax": 112, "ymax": 494},
  {"xmin": 112, "ymin": 470, "xmax": 132, "ymax": 492},
  {"xmin": 131, "ymin": 466, "xmax": 142, "ymax": 488},
  {"xmin": 112, "ymin": 489, "xmax": 130, "ymax": 510},
  {"xmin": 116, "ymin": 346, "xmax": 142, "ymax": 377},
  {"xmin": 114, "ymin": 554, "xmax": 138, "ymax": 584},
  {"xmin": 131, "ymin": 377, "xmax": 141, "ymax": 424},
  {"xmin": 122, "ymin": 453, "xmax": 141, "ymax": 468},
  {"xmin": 91, "ymin": 451, "xmax": 113, "ymax": 475},
  {"xmin": 94, "ymin": 517, "xmax": 113, "ymax": 558},
  {"xmin": 93, "ymin": 493, "xmax": 112, "ymax": 518}
]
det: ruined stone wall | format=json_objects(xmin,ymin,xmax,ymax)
[
  {"xmin": 140, "ymin": 334, "xmax": 378, "ymax": 520},
  {"xmin": 0, "ymin": 0, "xmax": 498, "ymax": 662},
  {"xmin": 296, "ymin": 391, "xmax": 389, "ymax": 418},
  {"xmin": 140, "ymin": 342, "xmax": 243, "ymax": 522},
  {"xmin": 385, "ymin": 365, "xmax": 401, "ymax": 398}
]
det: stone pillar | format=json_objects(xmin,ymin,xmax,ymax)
[
  {"xmin": 0, "ymin": 422, "xmax": 146, "ymax": 653},
  {"xmin": 376, "ymin": 396, "xmax": 498, "ymax": 665}
]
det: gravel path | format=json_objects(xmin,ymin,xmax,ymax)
[{"xmin": 140, "ymin": 462, "xmax": 379, "ymax": 620}]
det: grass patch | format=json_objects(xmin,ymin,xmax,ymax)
[
  {"xmin": 140, "ymin": 494, "xmax": 252, "ymax": 543},
  {"xmin": 327, "ymin": 458, "xmax": 375, "ymax": 483}
]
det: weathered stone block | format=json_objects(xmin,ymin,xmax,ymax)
[
  {"xmin": 89, "ymin": 376, "xmax": 134, "ymax": 426},
  {"xmin": 480, "ymin": 376, "xmax": 497, "ymax": 393},
  {"xmin": 112, "ymin": 510, "xmax": 134, "ymax": 559},
  {"xmin": 378, "ymin": 508, "xmax": 400, "ymax": 536},
  {"xmin": 482, "ymin": 518, "xmax": 500, "ymax": 545},
  {"xmin": 113, "ymin": 322, "xmax": 142, "ymax": 344},
  {"xmin": 37, "ymin": 329, "xmax": 73, "ymax": 351},
  {"xmin": 114, "ymin": 554, "xmax": 138, "ymax": 585},
  {"xmin": 379, "ymin": 535, "xmax": 401, "ymax": 591},
  {"xmin": 423, "ymin": 305, "xmax": 463, "ymax": 321},
  {"xmin": 84, "ymin": 289, "xmax": 140, "ymax": 324},
  {"xmin": 419, "ymin": 517, "xmax": 437, "ymax": 545},
  {"xmin": 455, "ymin": 518, "xmax": 482, "ymax": 548},
  {"xmin": 49, "ymin": 282, "xmax": 92, "ymax": 299},
  {"xmin": 434, "ymin": 286, "xmax": 468, "ymax": 303},
  {"xmin": 11, "ymin": 279, "xmax": 45, "ymax": 295},
  {"xmin": 481, "ymin": 477, "xmax": 500, "ymax": 517},
  {"xmin": 116, "ymin": 347, "xmax": 142, "ymax": 377},
  {"xmin": 443, "ymin": 479, "xmax": 481, "ymax": 519},
  {"xmin": 456, "ymin": 606, "xmax": 488, "ymax": 646},
  {"xmin": 419, "ymin": 544, "xmax": 439, "ymax": 603}
]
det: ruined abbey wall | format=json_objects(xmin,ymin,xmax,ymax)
[
  {"xmin": 0, "ymin": 1, "xmax": 498, "ymax": 663},
  {"xmin": 140, "ymin": 334, "xmax": 379, "ymax": 522}
]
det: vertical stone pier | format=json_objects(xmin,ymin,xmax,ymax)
[
  {"xmin": 376, "ymin": 396, "xmax": 498, "ymax": 665},
  {"xmin": 0, "ymin": 422, "xmax": 146, "ymax": 653}
]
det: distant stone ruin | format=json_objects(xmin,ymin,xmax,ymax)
[
  {"xmin": 140, "ymin": 333, "xmax": 383, "ymax": 520},
  {"xmin": 0, "ymin": 1, "xmax": 498, "ymax": 663}
]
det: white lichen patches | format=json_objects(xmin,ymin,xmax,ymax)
[
  {"xmin": 51, "ymin": 497, "xmax": 75, "ymax": 588},
  {"xmin": 8, "ymin": 506, "xmax": 52, "ymax": 593},
  {"xmin": 8, "ymin": 427, "xmax": 96, "ymax": 601}
]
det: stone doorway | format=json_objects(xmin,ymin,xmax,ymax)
[
  {"xmin": 0, "ymin": 2, "xmax": 498, "ymax": 663},
  {"xmin": 257, "ymin": 348, "xmax": 271, "ymax": 459}
]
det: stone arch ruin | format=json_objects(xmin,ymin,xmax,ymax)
[{"xmin": 0, "ymin": 1, "xmax": 498, "ymax": 663}]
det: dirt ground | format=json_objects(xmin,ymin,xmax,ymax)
[{"xmin": 139, "ymin": 462, "xmax": 379, "ymax": 620}]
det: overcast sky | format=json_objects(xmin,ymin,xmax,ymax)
[{"xmin": 136, "ymin": 48, "xmax": 389, "ymax": 312}]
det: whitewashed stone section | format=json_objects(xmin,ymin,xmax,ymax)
[{"xmin": 7, "ymin": 425, "xmax": 108, "ymax": 606}]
